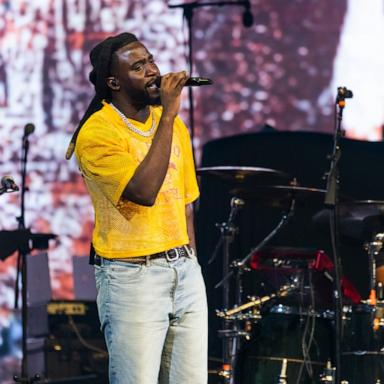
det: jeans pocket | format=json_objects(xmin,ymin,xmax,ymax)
[{"xmin": 107, "ymin": 261, "xmax": 146, "ymax": 283}]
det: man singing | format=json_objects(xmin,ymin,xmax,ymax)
[{"xmin": 66, "ymin": 32, "xmax": 207, "ymax": 384}]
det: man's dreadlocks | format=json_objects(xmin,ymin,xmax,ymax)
[{"xmin": 66, "ymin": 32, "xmax": 138, "ymax": 160}]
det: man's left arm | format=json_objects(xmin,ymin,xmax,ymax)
[{"xmin": 186, "ymin": 203, "xmax": 196, "ymax": 252}]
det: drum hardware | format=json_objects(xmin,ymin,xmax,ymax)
[
  {"xmin": 214, "ymin": 197, "xmax": 296, "ymax": 383},
  {"xmin": 364, "ymin": 232, "xmax": 384, "ymax": 305},
  {"xmin": 277, "ymin": 358, "xmax": 288, "ymax": 384},
  {"xmin": 218, "ymin": 329, "xmax": 252, "ymax": 340},
  {"xmin": 377, "ymin": 282, "xmax": 383, "ymax": 301},
  {"xmin": 250, "ymin": 246, "xmax": 361, "ymax": 308},
  {"xmin": 271, "ymin": 305, "xmax": 335, "ymax": 319},
  {"xmin": 362, "ymin": 231, "xmax": 384, "ymax": 335},
  {"xmin": 209, "ymin": 196, "xmax": 244, "ymax": 384},
  {"xmin": 216, "ymin": 196, "xmax": 297, "ymax": 289},
  {"xmin": 197, "ymin": 165, "xmax": 294, "ymax": 383},
  {"xmin": 319, "ymin": 360, "xmax": 336, "ymax": 383},
  {"xmin": 217, "ymin": 363, "xmax": 232, "ymax": 380},
  {"xmin": 216, "ymin": 311, "xmax": 261, "ymax": 323},
  {"xmin": 216, "ymin": 283, "xmax": 297, "ymax": 320}
]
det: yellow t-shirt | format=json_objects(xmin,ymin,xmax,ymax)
[{"xmin": 75, "ymin": 101, "xmax": 199, "ymax": 258}]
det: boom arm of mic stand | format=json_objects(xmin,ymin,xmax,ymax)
[{"xmin": 215, "ymin": 198, "xmax": 296, "ymax": 289}]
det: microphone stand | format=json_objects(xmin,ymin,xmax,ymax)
[
  {"xmin": 13, "ymin": 127, "xmax": 40, "ymax": 383},
  {"xmin": 168, "ymin": 0, "xmax": 251, "ymax": 147},
  {"xmin": 323, "ymin": 87, "xmax": 353, "ymax": 384}
]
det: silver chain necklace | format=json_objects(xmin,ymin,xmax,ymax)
[{"xmin": 109, "ymin": 103, "xmax": 157, "ymax": 137}]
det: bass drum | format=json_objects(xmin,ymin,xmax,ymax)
[
  {"xmin": 341, "ymin": 304, "xmax": 384, "ymax": 383},
  {"xmin": 235, "ymin": 309, "xmax": 333, "ymax": 384}
]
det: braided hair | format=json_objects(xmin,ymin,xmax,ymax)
[{"xmin": 66, "ymin": 32, "xmax": 138, "ymax": 159}]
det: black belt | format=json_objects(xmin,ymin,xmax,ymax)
[{"xmin": 94, "ymin": 245, "xmax": 192, "ymax": 266}]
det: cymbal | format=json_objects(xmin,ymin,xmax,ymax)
[
  {"xmin": 230, "ymin": 185, "xmax": 328, "ymax": 206},
  {"xmin": 313, "ymin": 200, "xmax": 384, "ymax": 241},
  {"xmin": 338, "ymin": 200, "xmax": 384, "ymax": 217},
  {"xmin": 196, "ymin": 166, "xmax": 290, "ymax": 184}
]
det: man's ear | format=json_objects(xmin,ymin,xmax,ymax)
[{"xmin": 106, "ymin": 77, "xmax": 120, "ymax": 90}]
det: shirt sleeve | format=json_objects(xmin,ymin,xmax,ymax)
[
  {"xmin": 176, "ymin": 116, "xmax": 200, "ymax": 205},
  {"xmin": 75, "ymin": 116, "xmax": 136, "ymax": 206}
]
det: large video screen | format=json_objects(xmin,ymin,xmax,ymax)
[{"xmin": 0, "ymin": 0, "xmax": 383, "ymax": 380}]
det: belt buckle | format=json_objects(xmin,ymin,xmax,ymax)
[{"xmin": 165, "ymin": 247, "xmax": 180, "ymax": 262}]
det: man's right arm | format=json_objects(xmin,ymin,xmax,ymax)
[{"xmin": 121, "ymin": 71, "xmax": 188, "ymax": 206}]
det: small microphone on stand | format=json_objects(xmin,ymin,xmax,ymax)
[
  {"xmin": 22, "ymin": 123, "xmax": 35, "ymax": 147},
  {"xmin": 24, "ymin": 123, "xmax": 35, "ymax": 137},
  {"xmin": 1, "ymin": 176, "xmax": 19, "ymax": 191},
  {"xmin": 0, "ymin": 175, "xmax": 19, "ymax": 195},
  {"xmin": 336, "ymin": 87, "xmax": 353, "ymax": 102}
]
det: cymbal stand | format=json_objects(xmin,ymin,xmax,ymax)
[
  {"xmin": 13, "ymin": 125, "xmax": 39, "ymax": 383},
  {"xmin": 216, "ymin": 197, "xmax": 296, "ymax": 383},
  {"xmin": 365, "ymin": 233, "xmax": 384, "ymax": 301},
  {"xmin": 364, "ymin": 233, "xmax": 384, "ymax": 332},
  {"xmin": 234, "ymin": 198, "xmax": 296, "ymax": 269},
  {"xmin": 209, "ymin": 197, "xmax": 244, "ymax": 383},
  {"xmin": 323, "ymin": 86, "xmax": 353, "ymax": 384},
  {"xmin": 277, "ymin": 358, "xmax": 288, "ymax": 384}
]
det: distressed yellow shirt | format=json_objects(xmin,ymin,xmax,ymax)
[{"xmin": 75, "ymin": 101, "xmax": 199, "ymax": 258}]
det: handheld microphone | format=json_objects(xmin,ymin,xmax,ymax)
[
  {"xmin": 1, "ymin": 175, "xmax": 19, "ymax": 192},
  {"xmin": 155, "ymin": 76, "xmax": 213, "ymax": 88}
]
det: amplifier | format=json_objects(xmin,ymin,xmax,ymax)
[
  {"xmin": 45, "ymin": 337, "xmax": 108, "ymax": 381},
  {"xmin": 47, "ymin": 300, "xmax": 102, "ymax": 337},
  {"xmin": 25, "ymin": 300, "xmax": 108, "ymax": 381}
]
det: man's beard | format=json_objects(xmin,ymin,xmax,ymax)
[
  {"xmin": 129, "ymin": 87, "xmax": 161, "ymax": 107},
  {"xmin": 149, "ymin": 94, "xmax": 161, "ymax": 106}
]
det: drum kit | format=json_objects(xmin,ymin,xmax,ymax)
[{"xmin": 197, "ymin": 166, "xmax": 384, "ymax": 384}]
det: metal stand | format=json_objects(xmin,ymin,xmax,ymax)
[
  {"xmin": 13, "ymin": 124, "xmax": 41, "ymax": 383},
  {"xmin": 215, "ymin": 197, "xmax": 296, "ymax": 383},
  {"xmin": 168, "ymin": 1, "xmax": 252, "ymax": 145},
  {"xmin": 209, "ymin": 197, "xmax": 244, "ymax": 383},
  {"xmin": 365, "ymin": 232, "xmax": 384, "ymax": 333},
  {"xmin": 277, "ymin": 358, "xmax": 288, "ymax": 384},
  {"xmin": 323, "ymin": 86, "xmax": 353, "ymax": 383}
]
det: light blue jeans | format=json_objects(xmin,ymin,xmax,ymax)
[{"xmin": 95, "ymin": 249, "xmax": 208, "ymax": 384}]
